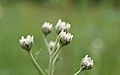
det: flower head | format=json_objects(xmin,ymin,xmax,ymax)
[
  {"xmin": 59, "ymin": 31, "xmax": 73, "ymax": 46},
  {"xmin": 19, "ymin": 35, "xmax": 34, "ymax": 51},
  {"xmin": 42, "ymin": 22, "xmax": 53, "ymax": 36},
  {"xmin": 55, "ymin": 19, "xmax": 71, "ymax": 34},
  {"xmin": 81, "ymin": 55, "xmax": 94, "ymax": 70}
]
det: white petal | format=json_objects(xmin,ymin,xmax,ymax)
[
  {"xmin": 57, "ymin": 19, "xmax": 62, "ymax": 25},
  {"xmin": 19, "ymin": 36, "xmax": 25, "ymax": 45}
]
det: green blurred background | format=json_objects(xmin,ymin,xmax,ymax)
[{"xmin": 0, "ymin": 0, "xmax": 120, "ymax": 75}]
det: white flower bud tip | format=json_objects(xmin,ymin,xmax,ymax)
[
  {"xmin": 42, "ymin": 22, "xmax": 53, "ymax": 35},
  {"xmin": 55, "ymin": 19, "xmax": 71, "ymax": 34},
  {"xmin": 19, "ymin": 35, "xmax": 34, "ymax": 51},
  {"xmin": 81, "ymin": 55, "xmax": 94, "ymax": 70}
]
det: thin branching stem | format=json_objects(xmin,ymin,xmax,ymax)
[{"xmin": 48, "ymin": 35, "xmax": 60, "ymax": 75}]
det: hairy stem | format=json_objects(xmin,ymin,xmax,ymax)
[
  {"xmin": 29, "ymin": 50, "xmax": 45, "ymax": 75},
  {"xmin": 73, "ymin": 68, "xmax": 83, "ymax": 75}
]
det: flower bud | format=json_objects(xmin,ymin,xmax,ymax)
[
  {"xmin": 59, "ymin": 31, "xmax": 73, "ymax": 46},
  {"xmin": 48, "ymin": 41, "xmax": 60, "ymax": 50},
  {"xmin": 42, "ymin": 22, "xmax": 53, "ymax": 36},
  {"xmin": 55, "ymin": 19, "xmax": 71, "ymax": 34},
  {"xmin": 19, "ymin": 35, "xmax": 34, "ymax": 51},
  {"xmin": 81, "ymin": 55, "xmax": 94, "ymax": 70}
]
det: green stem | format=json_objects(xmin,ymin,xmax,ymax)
[
  {"xmin": 51, "ymin": 45, "xmax": 62, "ymax": 75},
  {"xmin": 51, "ymin": 45, "xmax": 62, "ymax": 67},
  {"xmin": 48, "ymin": 55, "xmax": 52, "ymax": 75},
  {"xmin": 29, "ymin": 50, "xmax": 45, "ymax": 75},
  {"xmin": 73, "ymin": 68, "xmax": 83, "ymax": 75}
]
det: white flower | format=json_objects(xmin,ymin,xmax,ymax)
[
  {"xmin": 59, "ymin": 31, "xmax": 73, "ymax": 45},
  {"xmin": 48, "ymin": 41, "xmax": 60, "ymax": 50},
  {"xmin": 42, "ymin": 22, "xmax": 53, "ymax": 35},
  {"xmin": 55, "ymin": 19, "xmax": 71, "ymax": 34},
  {"xmin": 19, "ymin": 35, "xmax": 34, "ymax": 51},
  {"xmin": 81, "ymin": 55, "xmax": 94, "ymax": 70}
]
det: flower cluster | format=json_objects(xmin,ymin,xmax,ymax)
[
  {"xmin": 19, "ymin": 19, "xmax": 94, "ymax": 75},
  {"xmin": 42, "ymin": 19, "xmax": 73, "ymax": 46}
]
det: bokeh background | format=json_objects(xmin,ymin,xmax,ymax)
[{"xmin": 0, "ymin": 0, "xmax": 120, "ymax": 75}]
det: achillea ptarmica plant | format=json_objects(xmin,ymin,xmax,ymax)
[{"xmin": 19, "ymin": 19, "xmax": 94, "ymax": 75}]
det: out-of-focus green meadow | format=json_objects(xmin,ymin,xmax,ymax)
[{"xmin": 0, "ymin": 0, "xmax": 120, "ymax": 75}]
